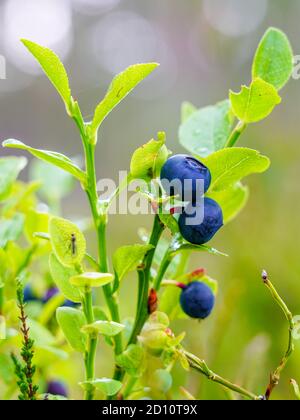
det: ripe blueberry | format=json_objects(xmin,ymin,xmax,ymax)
[
  {"xmin": 46, "ymin": 380, "xmax": 68, "ymax": 397},
  {"xmin": 180, "ymin": 281, "xmax": 215, "ymax": 319},
  {"xmin": 179, "ymin": 198, "xmax": 223, "ymax": 245},
  {"xmin": 43, "ymin": 287, "xmax": 77, "ymax": 308},
  {"xmin": 160, "ymin": 154, "xmax": 211, "ymax": 202},
  {"xmin": 23, "ymin": 285, "xmax": 39, "ymax": 303}
]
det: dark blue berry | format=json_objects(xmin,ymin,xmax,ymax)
[
  {"xmin": 160, "ymin": 154, "xmax": 211, "ymax": 202},
  {"xmin": 180, "ymin": 281, "xmax": 215, "ymax": 319},
  {"xmin": 46, "ymin": 380, "xmax": 68, "ymax": 397},
  {"xmin": 179, "ymin": 198, "xmax": 223, "ymax": 245},
  {"xmin": 23, "ymin": 285, "xmax": 39, "ymax": 303},
  {"xmin": 43, "ymin": 287, "xmax": 77, "ymax": 308}
]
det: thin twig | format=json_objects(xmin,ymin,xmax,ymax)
[
  {"xmin": 184, "ymin": 350, "xmax": 259, "ymax": 400},
  {"xmin": 262, "ymin": 270, "xmax": 295, "ymax": 400}
]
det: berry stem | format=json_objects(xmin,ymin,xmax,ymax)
[{"xmin": 261, "ymin": 270, "xmax": 296, "ymax": 400}]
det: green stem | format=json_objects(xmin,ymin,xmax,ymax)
[
  {"xmin": 153, "ymin": 250, "xmax": 173, "ymax": 291},
  {"xmin": 83, "ymin": 288, "xmax": 97, "ymax": 400},
  {"xmin": 128, "ymin": 215, "xmax": 165, "ymax": 346},
  {"xmin": 262, "ymin": 271, "xmax": 296, "ymax": 400},
  {"xmin": 83, "ymin": 136, "xmax": 123, "ymax": 377},
  {"xmin": 184, "ymin": 351, "xmax": 259, "ymax": 400},
  {"xmin": 224, "ymin": 121, "xmax": 247, "ymax": 148}
]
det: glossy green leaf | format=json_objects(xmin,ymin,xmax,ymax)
[
  {"xmin": 49, "ymin": 253, "xmax": 82, "ymax": 303},
  {"xmin": 91, "ymin": 63, "xmax": 159, "ymax": 134},
  {"xmin": 179, "ymin": 100, "xmax": 234, "ymax": 157},
  {"xmin": 158, "ymin": 213, "xmax": 179, "ymax": 236},
  {"xmin": 56, "ymin": 307, "xmax": 87, "ymax": 353},
  {"xmin": 0, "ymin": 214, "xmax": 24, "ymax": 248},
  {"xmin": 25, "ymin": 209, "xmax": 50, "ymax": 244},
  {"xmin": 82, "ymin": 320, "xmax": 125, "ymax": 337},
  {"xmin": 21, "ymin": 39, "xmax": 72, "ymax": 110},
  {"xmin": 116, "ymin": 344, "xmax": 146, "ymax": 377},
  {"xmin": 203, "ymin": 147, "xmax": 270, "ymax": 192},
  {"xmin": 181, "ymin": 101, "xmax": 197, "ymax": 123},
  {"xmin": 70, "ymin": 272, "xmax": 114, "ymax": 288},
  {"xmin": 207, "ymin": 183, "xmax": 249, "ymax": 224},
  {"xmin": 171, "ymin": 240, "xmax": 228, "ymax": 257},
  {"xmin": 29, "ymin": 159, "xmax": 75, "ymax": 203},
  {"xmin": 2, "ymin": 139, "xmax": 86, "ymax": 184},
  {"xmin": 130, "ymin": 137, "xmax": 169, "ymax": 181},
  {"xmin": 230, "ymin": 78, "xmax": 281, "ymax": 123},
  {"xmin": 252, "ymin": 28, "xmax": 293, "ymax": 91},
  {"xmin": 80, "ymin": 378, "xmax": 122, "ymax": 396},
  {"xmin": 0, "ymin": 157, "xmax": 27, "ymax": 201},
  {"xmin": 113, "ymin": 244, "xmax": 154, "ymax": 282},
  {"xmin": 49, "ymin": 217, "xmax": 86, "ymax": 267}
]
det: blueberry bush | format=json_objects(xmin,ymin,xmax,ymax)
[{"xmin": 0, "ymin": 27, "xmax": 299, "ymax": 401}]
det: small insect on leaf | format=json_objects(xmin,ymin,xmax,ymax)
[{"xmin": 49, "ymin": 217, "xmax": 86, "ymax": 267}]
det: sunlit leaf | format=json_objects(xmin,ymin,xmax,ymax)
[
  {"xmin": 3, "ymin": 139, "xmax": 86, "ymax": 184},
  {"xmin": 0, "ymin": 157, "xmax": 27, "ymax": 201},
  {"xmin": 203, "ymin": 147, "xmax": 270, "ymax": 192},
  {"xmin": 230, "ymin": 78, "xmax": 281, "ymax": 123},
  {"xmin": 21, "ymin": 39, "xmax": 72, "ymax": 110},
  {"xmin": 56, "ymin": 307, "xmax": 87, "ymax": 353},
  {"xmin": 252, "ymin": 28, "xmax": 293, "ymax": 91},
  {"xmin": 91, "ymin": 63, "xmax": 159, "ymax": 135}
]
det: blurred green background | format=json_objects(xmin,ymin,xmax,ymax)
[{"xmin": 0, "ymin": 0, "xmax": 300, "ymax": 400}]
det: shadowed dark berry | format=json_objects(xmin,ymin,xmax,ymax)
[
  {"xmin": 42, "ymin": 287, "xmax": 59, "ymax": 303},
  {"xmin": 23, "ymin": 285, "xmax": 39, "ymax": 303},
  {"xmin": 43, "ymin": 287, "xmax": 77, "ymax": 308},
  {"xmin": 179, "ymin": 198, "xmax": 223, "ymax": 245},
  {"xmin": 160, "ymin": 154, "xmax": 211, "ymax": 202},
  {"xmin": 46, "ymin": 380, "xmax": 68, "ymax": 397},
  {"xmin": 180, "ymin": 281, "xmax": 215, "ymax": 319}
]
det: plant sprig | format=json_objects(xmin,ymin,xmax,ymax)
[{"xmin": 11, "ymin": 280, "xmax": 38, "ymax": 400}]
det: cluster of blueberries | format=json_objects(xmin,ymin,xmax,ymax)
[{"xmin": 160, "ymin": 154, "xmax": 223, "ymax": 319}]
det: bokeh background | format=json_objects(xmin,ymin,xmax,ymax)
[{"xmin": 0, "ymin": 0, "xmax": 300, "ymax": 400}]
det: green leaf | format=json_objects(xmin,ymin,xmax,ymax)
[
  {"xmin": 91, "ymin": 63, "xmax": 159, "ymax": 134},
  {"xmin": 181, "ymin": 101, "xmax": 197, "ymax": 123},
  {"xmin": 27, "ymin": 319, "xmax": 56, "ymax": 346},
  {"xmin": 130, "ymin": 137, "xmax": 169, "ymax": 181},
  {"xmin": 49, "ymin": 253, "xmax": 82, "ymax": 303},
  {"xmin": 116, "ymin": 344, "xmax": 146, "ymax": 378},
  {"xmin": 179, "ymin": 100, "xmax": 234, "ymax": 157},
  {"xmin": 56, "ymin": 307, "xmax": 87, "ymax": 353},
  {"xmin": 0, "ymin": 316, "xmax": 6, "ymax": 340},
  {"xmin": 70, "ymin": 272, "xmax": 114, "ymax": 288},
  {"xmin": 21, "ymin": 39, "xmax": 72, "ymax": 110},
  {"xmin": 82, "ymin": 320, "xmax": 125, "ymax": 337},
  {"xmin": 207, "ymin": 183, "xmax": 249, "ymax": 224},
  {"xmin": 203, "ymin": 147, "xmax": 270, "ymax": 192},
  {"xmin": 25, "ymin": 209, "xmax": 50, "ymax": 244},
  {"xmin": 0, "ymin": 354, "xmax": 15, "ymax": 383},
  {"xmin": 151, "ymin": 369, "xmax": 173, "ymax": 393},
  {"xmin": 230, "ymin": 78, "xmax": 281, "ymax": 123},
  {"xmin": 252, "ymin": 28, "xmax": 293, "ymax": 91},
  {"xmin": 158, "ymin": 213, "xmax": 179, "ymax": 236},
  {"xmin": 2, "ymin": 139, "xmax": 86, "ymax": 184},
  {"xmin": 171, "ymin": 240, "xmax": 228, "ymax": 258},
  {"xmin": 29, "ymin": 159, "xmax": 75, "ymax": 203},
  {"xmin": 113, "ymin": 244, "xmax": 154, "ymax": 282},
  {"xmin": 49, "ymin": 217, "xmax": 86, "ymax": 267},
  {"xmin": 0, "ymin": 214, "xmax": 24, "ymax": 248},
  {"xmin": 80, "ymin": 378, "xmax": 122, "ymax": 396},
  {"xmin": 0, "ymin": 157, "xmax": 27, "ymax": 201}
]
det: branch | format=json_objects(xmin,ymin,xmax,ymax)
[
  {"xmin": 262, "ymin": 270, "xmax": 295, "ymax": 400},
  {"xmin": 183, "ymin": 350, "xmax": 259, "ymax": 400}
]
